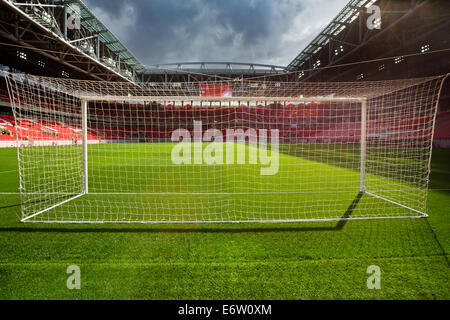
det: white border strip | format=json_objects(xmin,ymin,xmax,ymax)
[
  {"xmin": 21, "ymin": 193, "xmax": 84, "ymax": 222},
  {"xmin": 22, "ymin": 215, "xmax": 426, "ymax": 224},
  {"xmin": 365, "ymin": 191, "xmax": 427, "ymax": 217}
]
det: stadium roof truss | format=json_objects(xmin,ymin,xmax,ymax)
[
  {"xmin": 2, "ymin": 0, "xmax": 444, "ymax": 83},
  {"xmin": 57, "ymin": 0, "xmax": 145, "ymax": 73},
  {"xmin": 0, "ymin": 0, "xmax": 145, "ymax": 81},
  {"xmin": 143, "ymin": 62, "xmax": 287, "ymax": 82},
  {"xmin": 285, "ymin": 0, "xmax": 434, "ymax": 80},
  {"xmin": 0, "ymin": 0, "xmax": 289, "ymax": 81}
]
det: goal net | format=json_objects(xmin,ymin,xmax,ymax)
[{"xmin": 4, "ymin": 72, "xmax": 446, "ymax": 223}]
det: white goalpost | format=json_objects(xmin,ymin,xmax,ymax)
[{"xmin": 4, "ymin": 72, "xmax": 447, "ymax": 223}]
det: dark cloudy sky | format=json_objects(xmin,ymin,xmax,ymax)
[{"xmin": 83, "ymin": 0, "xmax": 348, "ymax": 67}]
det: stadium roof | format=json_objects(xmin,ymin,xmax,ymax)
[
  {"xmin": 53, "ymin": 0, "xmax": 145, "ymax": 73},
  {"xmin": 284, "ymin": 0, "xmax": 449, "ymax": 82},
  {"xmin": 0, "ymin": 0, "xmax": 147, "ymax": 81},
  {"xmin": 2, "ymin": 0, "xmax": 446, "ymax": 83},
  {"xmin": 286, "ymin": 0, "xmax": 377, "ymax": 72},
  {"xmin": 145, "ymin": 62, "xmax": 286, "ymax": 75},
  {"xmin": 53, "ymin": 1, "xmax": 286, "ymax": 77}
]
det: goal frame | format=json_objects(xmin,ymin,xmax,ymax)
[{"xmin": 20, "ymin": 95, "xmax": 430, "ymax": 223}]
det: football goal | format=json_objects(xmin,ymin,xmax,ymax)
[{"xmin": 4, "ymin": 72, "xmax": 447, "ymax": 223}]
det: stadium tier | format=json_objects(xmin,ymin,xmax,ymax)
[
  {"xmin": 2, "ymin": 99, "xmax": 449, "ymax": 145},
  {"xmin": 2, "ymin": 103, "xmax": 445, "ymax": 144},
  {"xmin": 1, "ymin": 76, "xmax": 449, "ymax": 146}
]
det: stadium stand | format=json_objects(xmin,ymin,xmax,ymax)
[
  {"xmin": 1, "ymin": 76, "xmax": 449, "ymax": 147},
  {"xmin": 2, "ymin": 99, "xmax": 450, "ymax": 145},
  {"xmin": 435, "ymin": 119, "xmax": 450, "ymax": 139}
]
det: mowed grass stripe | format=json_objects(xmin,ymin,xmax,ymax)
[{"xmin": 0, "ymin": 255, "xmax": 448, "ymax": 299}]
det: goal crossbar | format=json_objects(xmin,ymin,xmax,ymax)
[{"xmin": 81, "ymin": 96, "xmax": 366, "ymax": 103}]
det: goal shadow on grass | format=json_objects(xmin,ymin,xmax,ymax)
[
  {"xmin": 0, "ymin": 192, "xmax": 364, "ymax": 233},
  {"xmin": 0, "ymin": 202, "xmax": 21, "ymax": 210},
  {"xmin": 0, "ymin": 193, "xmax": 78, "ymax": 210}
]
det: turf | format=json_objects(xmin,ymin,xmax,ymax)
[{"xmin": 0, "ymin": 145, "xmax": 448, "ymax": 299}]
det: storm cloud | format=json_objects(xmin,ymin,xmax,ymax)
[{"xmin": 83, "ymin": 0, "xmax": 348, "ymax": 67}]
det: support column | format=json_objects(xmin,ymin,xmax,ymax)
[
  {"xmin": 360, "ymin": 99, "xmax": 367, "ymax": 192},
  {"xmin": 63, "ymin": 6, "xmax": 67, "ymax": 40},
  {"xmin": 81, "ymin": 99, "xmax": 88, "ymax": 194}
]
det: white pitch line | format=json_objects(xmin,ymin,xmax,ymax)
[
  {"xmin": 0, "ymin": 189, "xmax": 448, "ymax": 195},
  {"xmin": 0, "ymin": 169, "xmax": 18, "ymax": 174}
]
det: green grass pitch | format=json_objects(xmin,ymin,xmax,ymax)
[
  {"xmin": 0, "ymin": 144, "xmax": 448, "ymax": 299},
  {"xmin": 17, "ymin": 142, "xmax": 429, "ymax": 222}
]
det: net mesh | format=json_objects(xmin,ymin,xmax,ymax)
[{"xmin": 4, "ymin": 72, "xmax": 446, "ymax": 223}]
